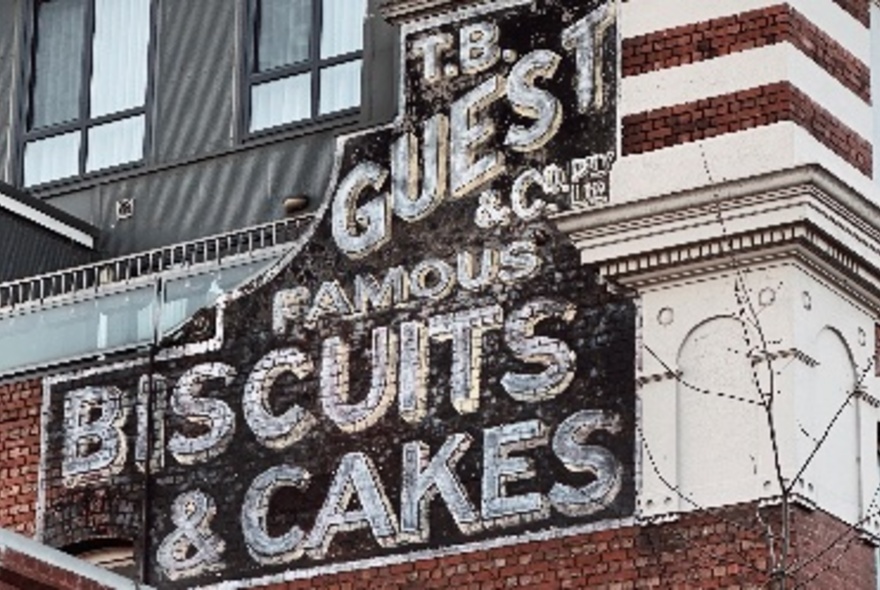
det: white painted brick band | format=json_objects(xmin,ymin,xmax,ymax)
[
  {"xmin": 621, "ymin": 0, "xmax": 870, "ymax": 65},
  {"xmin": 610, "ymin": 122, "xmax": 878, "ymax": 209}
]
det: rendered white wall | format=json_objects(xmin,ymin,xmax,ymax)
[{"xmin": 636, "ymin": 260, "xmax": 880, "ymax": 534}]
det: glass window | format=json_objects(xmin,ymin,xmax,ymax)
[
  {"xmin": 248, "ymin": 0, "xmax": 366, "ymax": 133},
  {"xmin": 29, "ymin": 0, "xmax": 86, "ymax": 129},
  {"xmin": 319, "ymin": 59, "xmax": 362, "ymax": 115},
  {"xmin": 22, "ymin": 0, "xmax": 152, "ymax": 187},
  {"xmin": 257, "ymin": 0, "xmax": 312, "ymax": 71}
]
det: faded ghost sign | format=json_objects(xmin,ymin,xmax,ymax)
[{"xmin": 39, "ymin": 0, "xmax": 633, "ymax": 587}]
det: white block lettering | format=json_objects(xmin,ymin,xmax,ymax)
[
  {"xmin": 62, "ymin": 386, "xmax": 128, "ymax": 487},
  {"xmin": 502, "ymin": 298, "xmax": 576, "ymax": 402},
  {"xmin": 429, "ymin": 305, "xmax": 504, "ymax": 414},
  {"xmin": 505, "ymin": 50, "xmax": 563, "ymax": 152},
  {"xmin": 482, "ymin": 420, "xmax": 549, "ymax": 526},
  {"xmin": 332, "ymin": 161, "xmax": 390, "ymax": 258},
  {"xmin": 400, "ymin": 433, "xmax": 480, "ymax": 542},
  {"xmin": 320, "ymin": 327, "xmax": 398, "ymax": 433},
  {"xmin": 450, "ymin": 75, "xmax": 506, "ymax": 198},
  {"xmin": 243, "ymin": 348, "xmax": 316, "ymax": 449},
  {"xmin": 242, "ymin": 465, "xmax": 311, "ymax": 564},
  {"xmin": 550, "ymin": 410, "xmax": 623, "ymax": 516},
  {"xmin": 304, "ymin": 452, "xmax": 398, "ymax": 558},
  {"xmin": 167, "ymin": 363, "xmax": 236, "ymax": 465}
]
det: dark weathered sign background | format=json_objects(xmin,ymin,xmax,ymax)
[{"xmin": 40, "ymin": 0, "xmax": 633, "ymax": 587}]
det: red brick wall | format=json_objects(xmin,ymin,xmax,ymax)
[
  {"xmin": 622, "ymin": 82, "xmax": 873, "ymax": 176},
  {"xmin": 790, "ymin": 506, "xmax": 877, "ymax": 590},
  {"xmin": 620, "ymin": 3, "xmax": 873, "ymax": 178},
  {"xmin": 787, "ymin": 6, "xmax": 869, "ymax": 102},
  {"xmin": 0, "ymin": 380, "xmax": 41, "ymax": 537},
  {"xmin": 247, "ymin": 503, "xmax": 875, "ymax": 590},
  {"xmin": 622, "ymin": 5, "xmax": 869, "ymax": 103},
  {"xmin": 617, "ymin": 0, "xmax": 869, "ymax": 27}
]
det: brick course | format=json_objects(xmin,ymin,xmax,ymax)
[
  {"xmin": 621, "ymin": 5, "xmax": 869, "ymax": 103},
  {"xmin": 241, "ymin": 503, "xmax": 874, "ymax": 590},
  {"xmin": 831, "ymin": 0, "xmax": 870, "ymax": 27},
  {"xmin": 0, "ymin": 380, "xmax": 41, "ymax": 537},
  {"xmin": 790, "ymin": 507, "xmax": 877, "ymax": 590},
  {"xmin": 621, "ymin": 82, "xmax": 873, "ymax": 177}
]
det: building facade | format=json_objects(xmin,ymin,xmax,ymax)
[{"xmin": 0, "ymin": 0, "xmax": 879, "ymax": 588}]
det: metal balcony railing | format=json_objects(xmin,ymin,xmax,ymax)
[{"xmin": 0, "ymin": 216, "xmax": 313, "ymax": 311}]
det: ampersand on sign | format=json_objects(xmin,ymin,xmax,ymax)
[
  {"xmin": 474, "ymin": 190, "xmax": 512, "ymax": 228},
  {"xmin": 156, "ymin": 490, "xmax": 225, "ymax": 581}
]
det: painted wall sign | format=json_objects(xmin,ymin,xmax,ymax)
[{"xmin": 39, "ymin": 0, "xmax": 632, "ymax": 587}]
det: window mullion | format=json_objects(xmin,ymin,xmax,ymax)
[
  {"xmin": 317, "ymin": 50, "xmax": 363, "ymax": 70},
  {"xmin": 251, "ymin": 62, "xmax": 313, "ymax": 85},
  {"xmin": 79, "ymin": 0, "xmax": 97, "ymax": 176},
  {"xmin": 142, "ymin": 0, "xmax": 158, "ymax": 164},
  {"xmin": 311, "ymin": 0, "xmax": 322, "ymax": 119},
  {"xmin": 240, "ymin": 0, "xmax": 256, "ymax": 141},
  {"xmin": 250, "ymin": 0, "xmax": 260, "ymax": 74},
  {"xmin": 23, "ymin": 2, "xmax": 38, "ymax": 134},
  {"xmin": 17, "ymin": 0, "xmax": 38, "ymax": 188}
]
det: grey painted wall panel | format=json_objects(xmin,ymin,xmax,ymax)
[
  {"xmin": 153, "ymin": 0, "xmax": 237, "ymax": 163},
  {"xmin": 94, "ymin": 164, "xmax": 207, "ymax": 254}
]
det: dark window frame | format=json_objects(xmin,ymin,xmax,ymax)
[
  {"xmin": 241, "ymin": 0, "xmax": 366, "ymax": 139},
  {"xmin": 17, "ymin": 0, "xmax": 158, "ymax": 189}
]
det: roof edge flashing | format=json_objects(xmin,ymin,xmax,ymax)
[
  {"xmin": 0, "ymin": 528, "xmax": 151, "ymax": 589},
  {"xmin": 0, "ymin": 181, "xmax": 97, "ymax": 249}
]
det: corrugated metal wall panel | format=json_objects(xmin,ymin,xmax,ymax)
[
  {"xmin": 86, "ymin": 135, "xmax": 336, "ymax": 254},
  {"xmin": 0, "ymin": 211, "xmax": 95, "ymax": 281},
  {"xmin": 153, "ymin": 0, "xmax": 237, "ymax": 162},
  {"xmin": 0, "ymin": 0, "xmax": 396, "ymax": 259}
]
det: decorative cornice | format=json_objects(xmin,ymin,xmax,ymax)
[
  {"xmin": 557, "ymin": 166, "xmax": 880, "ymax": 246},
  {"xmin": 595, "ymin": 220, "xmax": 880, "ymax": 310},
  {"xmin": 380, "ymin": 0, "xmax": 491, "ymax": 23},
  {"xmin": 556, "ymin": 165, "xmax": 880, "ymax": 309},
  {"xmin": 596, "ymin": 223, "xmax": 807, "ymax": 280}
]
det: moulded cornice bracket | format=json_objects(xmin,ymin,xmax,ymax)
[{"xmin": 380, "ymin": 0, "xmax": 493, "ymax": 24}]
